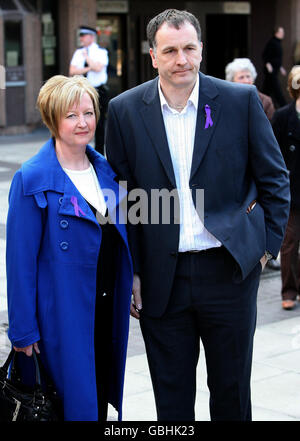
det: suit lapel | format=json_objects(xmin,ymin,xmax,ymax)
[
  {"xmin": 139, "ymin": 78, "xmax": 176, "ymax": 187},
  {"xmin": 190, "ymin": 73, "xmax": 221, "ymax": 181},
  {"xmin": 59, "ymin": 160, "xmax": 128, "ymax": 241},
  {"xmin": 58, "ymin": 175, "xmax": 98, "ymax": 225},
  {"xmin": 139, "ymin": 75, "xmax": 221, "ymax": 186},
  {"xmin": 22, "ymin": 138, "xmax": 127, "ymax": 238},
  {"xmin": 58, "ymin": 162, "xmax": 129, "ymax": 248}
]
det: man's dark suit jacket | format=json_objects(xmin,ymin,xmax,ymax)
[{"xmin": 106, "ymin": 72, "xmax": 290, "ymax": 318}]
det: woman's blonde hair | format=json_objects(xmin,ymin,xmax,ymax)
[
  {"xmin": 37, "ymin": 75, "xmax": 100, "ymax": 138},
  {"xmin": 287, "ymin": 65, "xmax": 300, "ymax": 100}
]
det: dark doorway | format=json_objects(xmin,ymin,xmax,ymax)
[
  {"xmin": 40, "ymin": 0, "xmax": 59, "ymax": 81},
  {"xmin": 205, "ymin": 14, "xmax": 250, "ymax": 80},
  {"xmin": 97, "ymin": 15, "xmax": 127, "ymax": 98}
]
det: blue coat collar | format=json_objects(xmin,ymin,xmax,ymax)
[
  {"xmin": 22, "ymin": 138, "xmax": 116, "ymax": 195},
  {"xmin": 21, "ymin": 139, "xmax": 127, "ymax": 233}
]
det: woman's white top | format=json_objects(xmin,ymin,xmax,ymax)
[{"xmin": 63, "ymin": 163, "xmax": 107, "ymax": 216}]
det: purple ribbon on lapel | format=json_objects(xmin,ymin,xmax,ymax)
[
  {"xmin": 204, "ymin": 104, "xmax": 213, "ymax": 129},
  {"xmin": 70, "ymin": 196, "xmax": 86, "ymax": 217}
]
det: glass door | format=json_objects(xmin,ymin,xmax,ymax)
[{"xmin": 96, "ymin": 15, "xmax": 126, "ymax": 98}]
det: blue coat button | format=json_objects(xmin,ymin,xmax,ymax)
[
  {"xmin": 60, "ymin": 241, "xmax": 69, "ymax": 251},
  {"xmin": 60, "ymin": 219, "xmax": 69, "ymax": 229},
  {"xmin": 58, "ymin": 196, "xmax": 63, "ymax": 205}
]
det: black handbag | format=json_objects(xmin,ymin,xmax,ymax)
[{"xmin": 0, "ymin": 348, "xmax": 63, "ymax": 421}]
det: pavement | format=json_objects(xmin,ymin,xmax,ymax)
[{"xmin": 0, "ymin": 128, "xmax": 300, "ymax": 421}]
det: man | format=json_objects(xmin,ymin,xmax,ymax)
[
  {"xmin": 69, "ymin": 25, "xmax": 109, "ymax": 155},
  {"xmin": 262, "ymin": 26, "xmax": 287, "ymax": 108},
  {"xmin": 106, "ymin": 9, "xmax": 290, "ymax": 421}
]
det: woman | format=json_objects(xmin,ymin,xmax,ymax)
[
  {"xmin": 272, "ymin": 66, "xmax": 300, "ymax": 310},
  {"xmin": 225, "ymin": 57, "xmax": 275, "ymax": 120},
  {"xmin": 6, "ymin": 75, "xmax": 133, "ymax": 420}
]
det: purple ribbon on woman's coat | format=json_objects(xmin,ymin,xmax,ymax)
[
  {"xmin": 71, "ymin": 196, "xmax": 86, "ymax": 217},
  {"xmin": 204, "ymin": 104, "xmax": 213, "ymax": 129}
]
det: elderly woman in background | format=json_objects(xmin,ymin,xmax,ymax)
[
  {"xmin": 272, "ymin": 66, "xmax": 300, "ymax": 310},
  {"xmin": 6, "ymin": 75, "xmax": 133, "ymax": 420},
  {"xmin": 225, "ymin": 57, "xmax": 275, "ymax": 120}
]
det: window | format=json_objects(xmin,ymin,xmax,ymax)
[
  {"xmin": 5, "ymin": 21, "xmax": 23, "ymax": 67},
  {"xmin": 0, "ymin": 0, "xmax": 17, "ymax": 10}
]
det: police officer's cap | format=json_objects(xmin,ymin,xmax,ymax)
[{"xmin": 79, "ymin": 26, "xmax": 97, "ymax": 36}]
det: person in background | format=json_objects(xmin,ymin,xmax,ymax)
[
  {"xmin": 6, "ymin": 75, "xmax": 133, "ymax": 421},
  {"xmin": 293, "ymin": 41, "xmax": 300, "ymax": 65},
  {"xmin": 106, "ymin": 9, "xmax": 290, "ymax": 421},
  {"xmin": 262, "ymin": 26, "xmax": 287, "ymax": 108},
  {"xmin": 69, "ymin": 25, "xmax": 109, "ymax": 155},
  {"xmin": 225, "ymin": 57, "xmax": 275, "ymax": 121},
  {"xmin": 272, "ymin": 66, "xmax": 300, "ymax": 310}
]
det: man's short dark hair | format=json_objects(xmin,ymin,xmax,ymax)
[{"xmin": 146, "ymin": 9, "xmax": 202, "ymax": 49}]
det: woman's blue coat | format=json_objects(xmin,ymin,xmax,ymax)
[{"xmin": 6, "ymin": 139, "xmax": 133, "ymax": 421}]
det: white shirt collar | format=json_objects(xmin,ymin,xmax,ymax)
[
  {"xmin": 82, "ymin": 42, "xmax": 96, "ymax": 52},
  {"xmin": 158, "ymin": 74, "xmax": 199, "ymax": 114}
]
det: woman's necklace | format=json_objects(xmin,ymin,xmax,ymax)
[{"xmin": 56, "ymin": 146, "xmax": 90, "ymax": 170}]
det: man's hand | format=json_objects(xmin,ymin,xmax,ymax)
[
  {"xmin": 130, "ymin": 274, "xmax": 142, "ymax": 319},
  {"xmin": 69, "ymin": 64, "xmax": 90, "ymax": 76},
  {"xmin": 260, "ymin": 254, "xmax": 268, "ymax": 271},
  {"xmin": 82, "ymin": 49, "xmax": 104, "ymax": 73},
  {"xmin": 280, "ymin": 66, "xmax": 287, "ymax": 76},
  {"xmin": 266, "ymin": 62, "xmax": 273, "ymax": 73}
]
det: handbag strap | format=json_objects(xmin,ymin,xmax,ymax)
[
  {"xmin": 2, "ymin": 348, "xmax": 15, "ymax": 372},
  {"xmin": 1, "ymin": 348, "xmax": 42, "ymax": 387}
]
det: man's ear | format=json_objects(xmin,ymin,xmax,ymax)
[
  {"xmin": 199, "ymin": 42, "xmax": 203, "ymax": 63},
  {"xmin": 149, "ymin": 48, "xmax": 158, "ymax": 69}
]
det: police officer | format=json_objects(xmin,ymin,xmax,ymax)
[{"xmin": 70, "ymin": 25, "xmax": 109, "ymax": 155}]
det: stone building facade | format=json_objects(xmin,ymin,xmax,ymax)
[{"xmin": 0, "ymin": 0, "xmax": 300, "ymax": 133}]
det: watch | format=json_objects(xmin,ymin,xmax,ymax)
[{"xmin": 264, "ymin": 251, "xmax": 273, "ymax": 261}]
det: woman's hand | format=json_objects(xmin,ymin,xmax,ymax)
[
  {"xmin": 13, "ymin": 342, "xmax": 40, "ymax": 357},
  {"xmin": 130, "ymin": 274, "xmax": 142, "ymax": 319}
]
